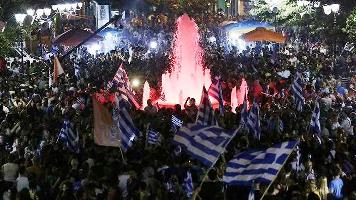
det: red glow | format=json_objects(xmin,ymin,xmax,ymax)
[
  {"xmin": 159, "ymin": 14, "xmax": 211, "ymax": 105},
  {"xmin": 231, "ymin": 78, "xmax": 249, "ymax": 112}
]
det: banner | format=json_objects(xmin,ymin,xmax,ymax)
[{"xmin": 93, "ymin": 96, "xmax": 121, "ymax": 147}]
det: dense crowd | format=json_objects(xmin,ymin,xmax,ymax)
[{"xmin": 1, "ymin": 9, "xmax": 356, "ymax": 200}]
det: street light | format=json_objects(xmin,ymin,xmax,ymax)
[
  {"xmin": 323, "ymin": 3, "xmax": 340, "ymax": 60},
  {"xmin": 297, "ymin": 0, "xmax": 320, "ymax": 8},
  {"xmin": 26, "ymin": 9, "xmax": 35, "ymax": 16},
  {"xmin": 15, "ymin": 14, "xmax": 27, "ymax": 25},
  {"xmin": 15, "ymin": 13, "xmax": 27, "ymax": 66},
  {"xmin": 52, "ymin": 3, "xmax": 83, "ymax": 13}
]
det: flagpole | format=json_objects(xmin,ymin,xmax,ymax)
[
  {"xmin": 259, "ymin": 142, "xmax": 298, "ymax": 200},
  {"xmin": 191, "ymin": 127, "xmax": 240, "ymax": 200},
  {"xmin": 118, "ymin": 146, "xmax": 127, "ymax": 165}
]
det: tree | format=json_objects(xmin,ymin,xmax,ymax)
[{"xmin": 343, "ymin": 8, "xmax": 356, "ymax": 43}]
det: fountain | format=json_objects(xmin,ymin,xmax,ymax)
[
  {"xmin": 148, "ymin": 14, "xmax": 212, "ymax": 106},
  {"xmin": 142, "ymin": 81, "xmax": 150, "ymax": 108},
  {"xmin": 231, "ymin": 78, "xmax": 249, "ymax": 112}
]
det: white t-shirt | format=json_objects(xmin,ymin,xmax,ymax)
[
  {"xmin": 2, "ymin": 163, "xmax": 19, "ymax": 182},
  {"xmin": 341, "ymin": 117, "xmax": 353, "ymax": 136},
  {"xmin": 16, "ymin": 176, "xmax": 29, "ymax": 192}
]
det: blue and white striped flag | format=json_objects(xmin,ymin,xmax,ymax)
[
  {"xmin": 111, "ymin": 63, "xmax": 140, "ymax": 109},
  {"xmin": 113, "ymin": 96, "xmax": 139, "ymax": 151},
  {"xmin": 310, "ymin": 102, "xmax": 321, "ymax": 135},
  {"xmin": 196, "ymin": 87, "xmax": 217, "ymax": 126},
  {"xmin": 147, "ymin": 130, "xmax": 161, "ymax": 145},
  {"xmin": 248, "ymin": 189, "xmax": 255, "ymax": 200},
  {"xmin": 278, "ymin": 119, "xmax": 284, "ymax": 134},
  {"xmin": 182, "ymin": 171, "xmax": 194, "ymax": 198},
  {"xmin": 59, "ymin": 120, "xmax": 79, "ymax": 153},
  {"xmin": 247, "ymin": 102, "xmax": 261, "ymax": 140},
  {"xmin": 173, "ymin": 124, "xmax": 235, "ymax": 167},
  {"xmin": 240, "ymin": 98, "xmax": 249, "ymax": 128},
  {"xmin": 74, "ymin": 56, "xmax": 81, "ymax": 79},
  {"xmin": 208, "ymin": 77, "xmax": 224, "ymax": 116},
  {"xmin": 291, "ymin": 75, "xmax": 305, "ymax": 111},
  {"xmin": 172, "ymin": 115, "xmax": 183, "ymax": 127},
  {"xmin": 171, "ymin": 115, "xmax": 183, "ymax": 133},
  {"xmin": 223, "ymin": 141, "xmax": 298, "ymax": 185}
]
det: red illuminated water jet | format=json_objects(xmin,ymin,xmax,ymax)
[{"xmin": 149, "ymin": 14, "xmax": 212, "ymax": 106}]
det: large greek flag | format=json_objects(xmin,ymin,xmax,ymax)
[
  {"xmin": 113, "ymin": 96, "xmax": 139, "ymax": 151},
  {"xmin": 223, "ymin": 141, "xmax": 298, "ymax": 185},
  {"xmin": 173, "ymin": 124, "xmax": 235, "ymax": 167},
  {"xmin": 111, "ymin": 63, "xmax": 140, "ymax": 109},
  {"xmin": 196, "ymin": 87, "xmax": 217, "ymax": 126},
  {"xmin": 291, "ymin": 75, "xmax": 305, "ymax": 111}
]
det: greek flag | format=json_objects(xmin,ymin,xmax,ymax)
[
  {"xmin": 113, "ymin": 96, "xmax": 139, "ymax": 151},
  {"xmin": 310, "ymin": 102, "xmax": 321, "ymax": 135},
  {"xmin": 59, "ymin": 120, "xmax": 79, "ymax": 153},
  {"xmin": 147, "ymin": 130, "xmax": 161, "ymax": 145},
  {"xmin": 291, "ymin": 75, "xmax": 305, "ymax": 111},
  {"xmin": 223, "ymin": 141, "xmax": 298, "ymax": 185},
  {"xmin": 247, "ymin": 102, "xmax": 261, "ymax": 140},
  {"xmin": 173, "ymin": 124, "xmax": 235, "ymax": 167},
  {"xmin": 240, "ymin": 98, "xmax": 249, "ymax": 128},
  {"xmin": 182, "ymin": 171, "xmax": 194, "ymax": 198},
  {"xmin": 171, "ymin": 115, "xmax": 183, "ymax": 133},
  {"xmin": 208, "ymin": 77, "xmax": 224, "ymax": 116},
  {"xmin": 172, "ymin": 115, "xmax": 183, "ymax": 127},
  {"xmin": 248, "ymin": 189, "xmax": 255, "ymax": 200},
  {"xmin": 111, "ymin": 63, "xmax": 140, "ymax": 109},
  {"xmin": 196, "ymin": 87, "xmax": 217, "ymax": 126},
  {"xmin": 74, "ymin": 56, "xmax": 81, "ymax": 78},
  {"xmin": 278, "ymin": 119, "xmax": 284, "ymax": 134}
]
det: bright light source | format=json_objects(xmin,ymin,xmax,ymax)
[
  {"xmin": 87, "ymin": 43, "xmax": 100, "ymax": 55},
  {"xmin": 105, "ymin": 32, "xmax": 113, "ymax": 40},
  {"xmin": 27, "ymin": 9, "xmax": 35, "ymax": 16},
  {"xmin": 15, "ymin": 14, "xmax": 27, "ymax": 24},
  {"xmin": 265, "ymin": 0, "xmax": 285, "ymax": 10},
  {"xmin": 149, "ymin": 41, "xmax": 158, "ymax": 49},
  {"xmin": 227, "ymin": 30, "xmax": 246, "ymax": 50},
  {"xmin": 132, "ymin": 79, "xmax": 140, "ymax": 87},
  {"xmin": 297, "ymin": 0, "xmax": 310, "ymax": 7},
  {"xmin": 43, "ymin": 8, "xmax": 52, "ymax": 16},
  {"xmin": 323, "ymin": 5, "xmax": 332, "ymax": 15},
  {"xmin": 36, "ymin": 9, "xmax": 44, "ymax": 16},
  {"xmin": 208, "ymin": 36, "xmax": 216, "ymax": 43},
  {"xmin": 330, "ymin": 4, "xmax": 340, "ymax": 13}
]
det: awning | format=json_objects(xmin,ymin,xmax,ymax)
[{"xmin": 241, "ymin": 27, "xmax": 286, "ymax": 43}]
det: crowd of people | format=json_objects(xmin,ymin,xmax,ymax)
[{"xmin": 1, "ymin": 8, "xmax": 356, "ymax": 200}]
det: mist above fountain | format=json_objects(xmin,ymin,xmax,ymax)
[{"xmin": 159, "ymin": 14, "xmax": 211, "ymax": 106}]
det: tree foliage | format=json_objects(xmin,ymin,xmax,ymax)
[
  {"xmin": 147, "ymin": 0, "xmax": 216, "ymax": 17},
  {"xmin": 249, "ymin": 0, "xmax": 313, "ymax": 25},
  {"xmin": 343, "ymin": 8, "xmax": 356, "ymax": 43}
]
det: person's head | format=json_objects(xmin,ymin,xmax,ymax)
[
  {"xmin": 174, "ymin": 104, "xmax": 181, "ymax": 112},
  {"xmin": 208, "ymin": 168, "xmax": 218, "ymax": 181},
  {"xmin": 307, "ymin": 192, "xmax": 321, "ymax": 200},
  {"xmin": 19, "ymin": 166, "xmax": 26, "ymax": 176},
  {"xmin": 189, "ymin": 98, "xmax": 196, "ymax": 106},
  {"xmin": 332, "ymin": 167, "xmax": 341, "ymax": 178},
  {"xmin": 147, "ymin": 99, "xmax": 152, "ymax": 106}
]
